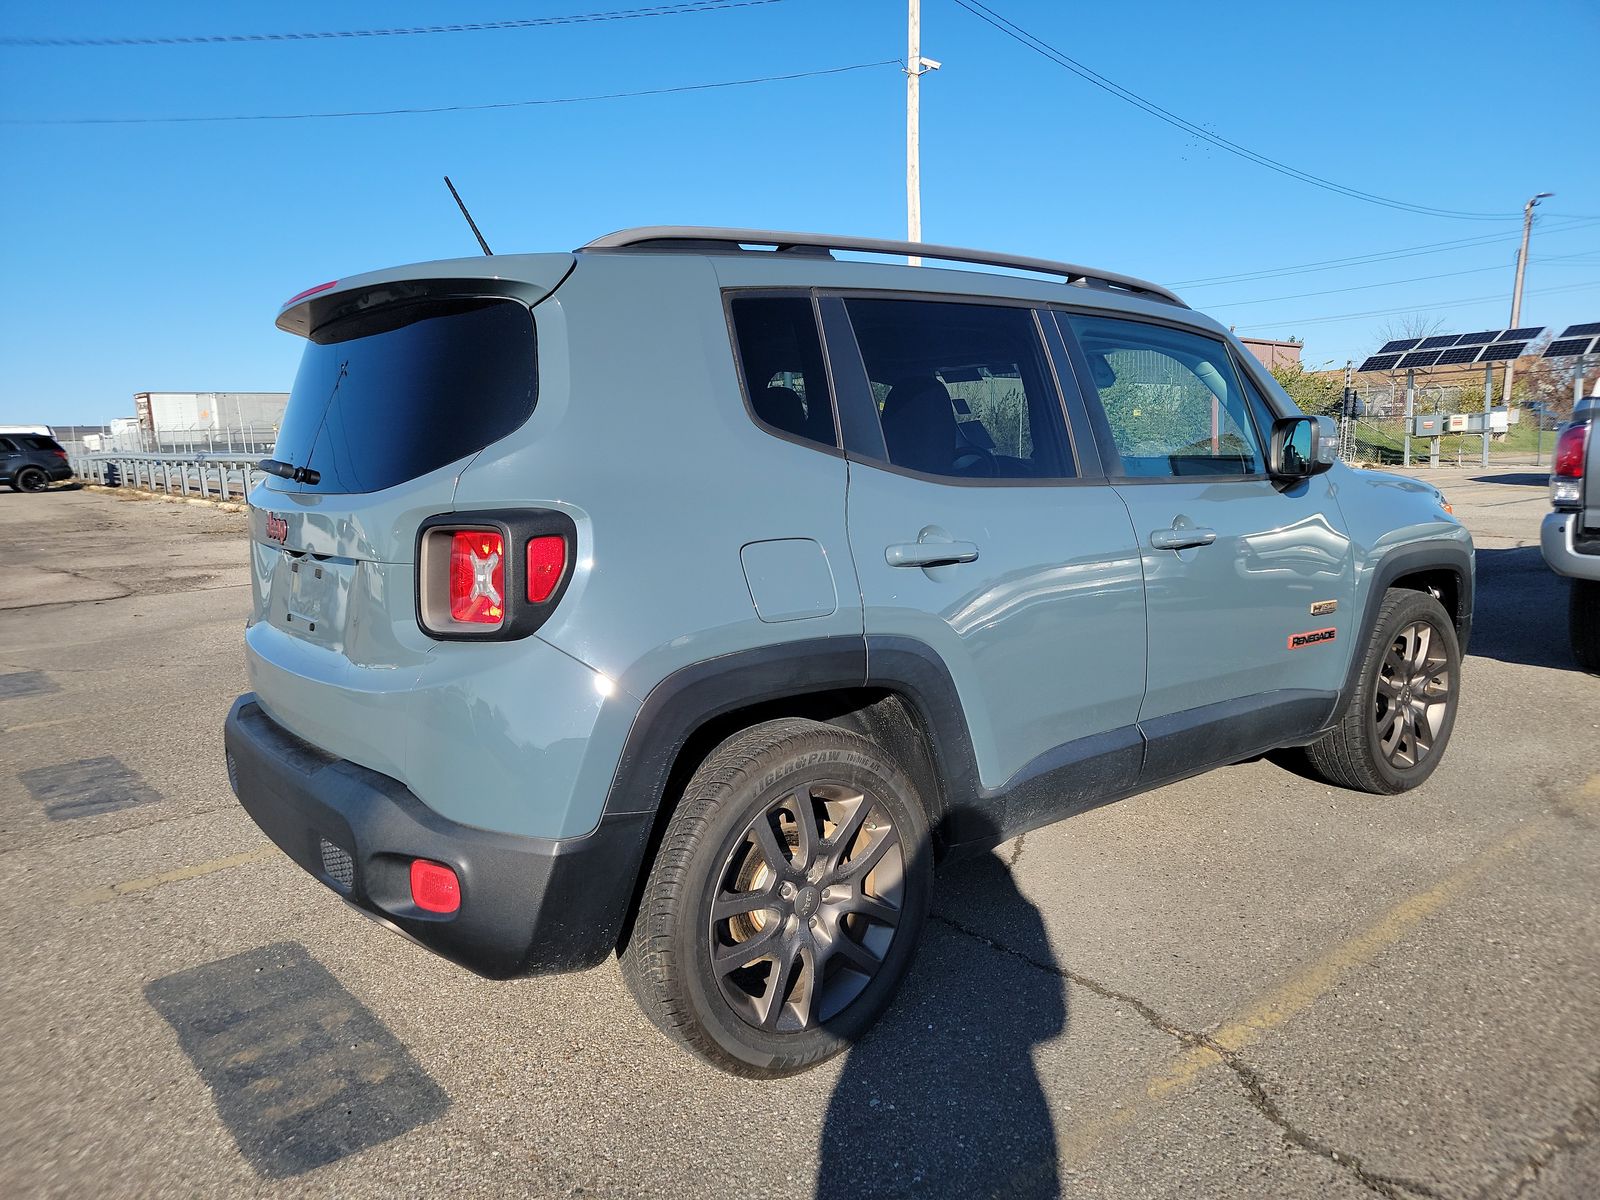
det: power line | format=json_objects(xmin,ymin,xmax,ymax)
[
  {"xmin": 1206, "ymin": 249, "xmax": 1600, "ymax": 309},
  {"xmin": 1233, "ymin": 280, "xmax": 1600, "ymax": 331},
  {"xmin": 1175, "ymin": 219, "xmax": 1600, "ymax": 287},
  {"xmin": 951, "ymin": 0, "xmax": 1523, "ymax": 223},
  {"xmin": 0, "ymin": 0, "xmax": 786, "ymax": 47},
  {"xmin": 0, "ymin": 59, "xmax": 902, "ymax": 125}
]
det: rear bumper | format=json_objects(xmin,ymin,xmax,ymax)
[
  {"xmin": 224, "ymin": 694, "xmax": 651, "ymax": 979},
  {"xmin": 1541, "ymin": 511, "xmax": 1600, "ymax": 582}
]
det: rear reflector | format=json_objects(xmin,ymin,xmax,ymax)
[
  {"xmin": 448, "ymin": 531, "xmax": 505, "ymax": 624},
  {"xmin": 526, "ymin": 535, "xmax": 566, "ymax": 603},
  {"xmin": 410, "ymin": 859, "xmax": 460, "ymax": 914}
]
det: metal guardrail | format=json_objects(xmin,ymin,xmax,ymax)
[{"xmin": 72, "ymin": 453, "xmax": 261, "ymax": 503}]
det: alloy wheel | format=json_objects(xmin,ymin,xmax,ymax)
[
  {"xmin": 1374, "ymin": 619, "xmax": 1453, "ymax": 770},
  {"xmin": 709, "ymin": 782, "xmax": 905, "ymax": 1033}
]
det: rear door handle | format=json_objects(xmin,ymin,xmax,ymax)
[
  {"xmin": 885, "ymin": 540, "xmax": 980, "ymax": 568},
  {"xmin": 1149, "ymin": 527, "xmax": 1217, "ymax": 551}
]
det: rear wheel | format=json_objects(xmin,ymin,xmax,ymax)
[
  {"xmin": 620, "ymin": 718, "xmax": 931, "ymax": 1077},
  {"xmin": 1572, "ymin": 579, "xmax": 1600, "ymax": 675},
  {"xmin": 14, "ymin": 467, "xmax": 48, "ymax": 493},
  {"xmin": 1298, "ymin": 588, "xmax": 1461, "ymax": 794}
]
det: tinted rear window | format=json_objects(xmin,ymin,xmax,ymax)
[
  {"xmin": 23, "ymin": 436, "xmax": 63, "ymax": 451},
  {"xmin": 271, "ymin": 298, "xmax": 536, "ymax": 494}
]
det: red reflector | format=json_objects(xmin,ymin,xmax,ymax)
[
  {"xmin": 449, "ymin": 531, "xmax": 505, "ymax": 624},
  {"xmin": 526, "ymin": 535, "xmax": 566, "ymax": 603},
  {"xmin": 410, "ymin": 859, "xmax": 460, "ymax": 914},
  {"xmin": 1554, "ymin": 423, "xmax": 1588, "ymax": 478},
  {"xmin": 281, "ymin": 279, "xmax": 339, "ymax": 308}
]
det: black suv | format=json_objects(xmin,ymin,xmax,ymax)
[{"xmin": 1, "ymin": 432, "xmax": 73, "ymax": 492}]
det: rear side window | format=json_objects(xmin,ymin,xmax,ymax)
[
  {"xmin": 729, "ymin": 295, "xmax": 838, "ymax": 449},
  {"xmin": 271, "ymin": 298, "xmax": 536, "ymax": 495},
  {"xmin": 1067, "ymin": 315, "xmax": 1264, "ymax": 479},
  {"xmin": 0, "ymin": 438, "xmax": 16, "ymax": 452},
  {"xmin": 844, "ymin": 298, "xmax": 1072, "ymax": 480},
  {"xmin": 25, "ymin": 436, "xmax": 64, "ymax": 451}
]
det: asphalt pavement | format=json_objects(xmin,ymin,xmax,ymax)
[{"xmin": 1, "ymin": 471, "xmax": 1596, "ymax": 1199}]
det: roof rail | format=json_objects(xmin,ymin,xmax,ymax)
[{"xmin": 579, "ymin": 226, "xmax": 1186, "ymax": 308}]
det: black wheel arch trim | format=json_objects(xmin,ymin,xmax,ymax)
[{"xmin": 1334, "ymin": 542, "xmax": 1474, "ymax": 719}]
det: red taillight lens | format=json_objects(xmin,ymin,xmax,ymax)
[
  {"xmin": 51, "ymin": 450, "xmax": 68, "ymax": 459},
  {"xmin": 1554, "ymin": 423, "xmax": 1588, "ymax": 478},
  {"xmin": 409, "ymin": 859, "xmax": 460, "ymax": 914},
  {"xmin": 448, "ymin": 531, "xmax": 505, "ymax": 625},
  {"xmin": 526, "ymin": 535, "xmax": 566, "ymax": 603}
]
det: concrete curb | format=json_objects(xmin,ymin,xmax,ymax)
[{"xmin": 84, "ymin": 484, "xmax": 247, "ymax": 514}]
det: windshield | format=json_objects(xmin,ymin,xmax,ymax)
[{"xmin": 271, "ymin": 297, "xmax": 536, "ymax": 494}]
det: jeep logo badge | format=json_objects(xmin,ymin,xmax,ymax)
[{"xmin": 265, "ymin": 513, "xmax": 289, "ymax": 544}]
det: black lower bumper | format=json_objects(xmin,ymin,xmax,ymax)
[{"xmin": 224, "ymin": 695, "xmax": 652, "ymax": 979}]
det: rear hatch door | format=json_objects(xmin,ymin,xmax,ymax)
[{"xmin": 248, "ymin": 262, "xmax": 568, "ymax": 773}]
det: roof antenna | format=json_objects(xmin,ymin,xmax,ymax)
[{"xmin": 443, "ymin": 175, "xmax": 493, "ymax": 256}]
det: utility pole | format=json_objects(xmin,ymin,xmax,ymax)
[
  {"xmin": 905, "ymin": 0, "xmax": 939, "ymax": 265},
  {"xmin": 1501, "ymin": 191, "xmax": 1554, "ymax": 408}
]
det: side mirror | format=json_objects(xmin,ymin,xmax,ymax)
[{"xmin": 1270, "ymin": 415, "xmax": 1336, "ymax": 480}]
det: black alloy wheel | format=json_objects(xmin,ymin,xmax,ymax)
[
  {"xmin": 1372, "ymin": 618, "xmax": 1454, "ymax": 771},
  {"xmin": 1299, "ymin": 587, "xmax": 1462, "ymax": 794},
  {"xmin": 15, "ymin": 467, "xmax": 48, "ymax": 493},
  {"xmin": 622, "ymin": 717, "xmax": 930, "ymax": 1077},
  {"xmin": 710, "ymin": 780, "xmax": 906, "ymax": 1034}
]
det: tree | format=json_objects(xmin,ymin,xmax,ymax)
[{"xmin": 1269, "ymin": 362, "xmax": 1343, "ymax": 415}]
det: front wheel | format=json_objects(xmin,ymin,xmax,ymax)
[
  {"xmin": 1298, "ymin": 588, "xmax": 1462, "ymax": 794},
  {"xmin": 1572, "ymin": 579, "xmax": 1600, "ymax": 675},
  {"xmin": 620, "ymin": 718, "xmax": 931, "ymax": 1077}
]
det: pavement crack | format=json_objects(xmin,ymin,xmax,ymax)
[
  {"xmin": 932, "ymin": 912, "xmax": 1444, "ymax": 1200},
  {"xmin": 1008, "ymin": 833, "xmax": 1026, "ymax": 866},
  {"xmin": 1474, "ymin": 1071, "xmax": 1600, "ymax": 1200}
]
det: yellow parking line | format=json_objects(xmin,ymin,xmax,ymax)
[
  {"xmin": 1062, "ymin": 774, "xmax": 1600, "ymax": 1163},
  {"xmin": 72, "ymin": 845, "xmax": 278, "ymax": 906}
]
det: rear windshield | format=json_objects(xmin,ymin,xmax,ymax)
[{"xmin": 270, "ymin": 297, "xmax": 536, "ymax": 494}]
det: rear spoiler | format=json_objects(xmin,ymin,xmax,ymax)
[{"xmin": 276, "ymin": 253, "xmax": 576, "ymax": 338}]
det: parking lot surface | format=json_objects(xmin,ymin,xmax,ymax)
[{"xmin": 2, "ymin": 471, "xmax": 1596, "ymax": 1199}]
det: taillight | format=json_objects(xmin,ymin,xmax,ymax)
[
  {"xmin": 416, "ymin": 510, "xmax": 577, "ymax": 640},
  {"xmin": 410, "ymin": 859, "xmax": 461, "ymax": 914},
  {"xmin": 448, "ymin": 531, "xmax": 505, "ymax": 625},
  {"xmin": 51, "ymin": 450, "xmax": 68, "ymax": 460},
  {"xmin": 526, "ymin": 535, "xmax": 566, "ymax": 603},
  {"xmin": 1552, "ymin": 423, "xmax": 1588, "ymax": 509}
]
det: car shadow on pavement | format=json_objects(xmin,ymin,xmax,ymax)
[
  {"xmin": 815, "ymin": 828, "xmax": 1065, "ymax": 1199},
  {"xmin": 1469, "ymin": 545, "xmax": 1583, "ymax": 673}
]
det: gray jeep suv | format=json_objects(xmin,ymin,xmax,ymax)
[{"xmin": 224, "ymin": 228, "xmax": 1473, "ymax": 1076}]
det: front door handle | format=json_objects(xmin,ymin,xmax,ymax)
[
  {"xmin": 1150, "ymin": 526, "xmax": 1217, "ymax": 551},
  {"xmin": 885, "ymin": 540, "xmax": 980, "ymax": 568}
]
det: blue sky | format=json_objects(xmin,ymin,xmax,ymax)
[{"xmin": 2, "ymin": 0, "xmax": 1597, "ymax": 425}]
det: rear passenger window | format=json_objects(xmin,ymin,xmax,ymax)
[
  {"xmin": 729, "ymin": 295, "xmax": 838, "ymax": 449},
  {"xmin": 844, "ymin": 299, "xmax": 1072, "ymax": 480},
  {"xmin": 1067, "ymin": 315, "xmax": 1265, "ymax": 478}
]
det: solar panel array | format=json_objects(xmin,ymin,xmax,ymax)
[
  {"xmin": 1357, "ymin": 325, "xmax": 1549, "ymax": 373},
  {"xmin": 1541, "ymin": 321, "xmax": 1600, "ymax": 359}
]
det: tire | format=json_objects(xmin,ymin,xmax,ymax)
[
  {"xmin": 1572, "ymin": 579, "xmax": 1600, "ymax": 675},
  {"xmin": 620, "ymin": 717, "xmax": 932, "ymax": 1077},
  {"xmin": 1298, "ymin": 588, "xmax": 1462, "ymax": 794},
  {"xmin": 14, "ymin": 467, "xmax": 48, "ymax": 493}
]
